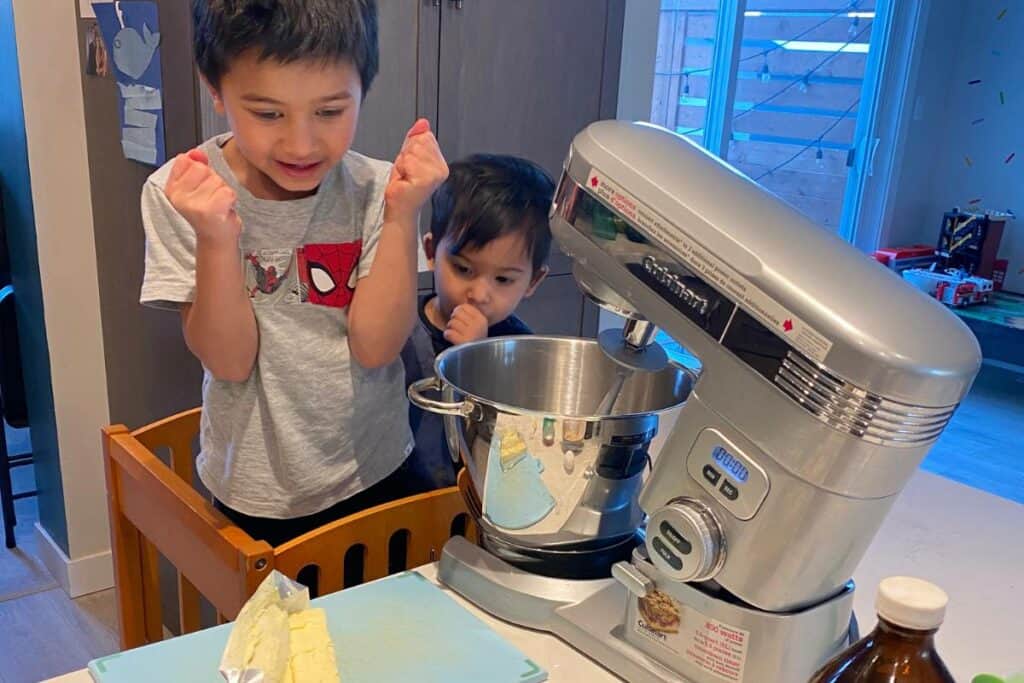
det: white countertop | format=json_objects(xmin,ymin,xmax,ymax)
[{"xmin": 47, "ymin": 470, "xmax": 1022, "ymax": 683}]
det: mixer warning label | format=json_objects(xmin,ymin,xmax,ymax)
[
  {"xmin": 634, "ymin": 592, "xmax": 749, "ymax": 682},
  {"xmin": 586, "ymin": 169, "xmax": 833, "ymax": 364}
]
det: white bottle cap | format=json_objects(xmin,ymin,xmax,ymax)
[{"xmin": 876, "ymin": 576, "xmax": 949, "ymax": 631}]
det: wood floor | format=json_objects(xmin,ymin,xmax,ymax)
[
  {"xmin": 0, "ymin": 588, "xmax": 118, "ymax": 683},
  {"xmin": 0, "ymin": 455, "xmax": 118, "ymax": 683},
  {"xmin": 921, "ymin": 362, "xmax": 1024, "ymax": 503}
]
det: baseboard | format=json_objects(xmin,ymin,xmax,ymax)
[{"xmin": 34, "ymin": 523, "xmax": 114, "ymax": 598}]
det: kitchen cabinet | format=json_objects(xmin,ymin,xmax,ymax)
[
  {"xmin": 357, "ymin": 0, "xmax": 625, "ymax": 335},
  {"xmin": 516, "ymin": 273, "xmax": 600, "ymax": 338}
]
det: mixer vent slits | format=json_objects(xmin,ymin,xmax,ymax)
[{"xmin": 774, "ymin": 352, "xmax": 957, "ymax": 446}]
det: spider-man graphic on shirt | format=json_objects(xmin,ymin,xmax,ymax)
[
  {"xmin": 296, "ymin": 241, "xmax": 363, "ymax": 309},
  {"xmin": 243, "ymin": 241, "xmax": 362, "ymax": 309}
]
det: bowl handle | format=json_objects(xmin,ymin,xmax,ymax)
[{"xmin": 407, "ymin": 377, "xmax": 476, "ymax": 417}]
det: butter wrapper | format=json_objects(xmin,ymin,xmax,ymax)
[{"xmin": 219, "ymin": 571, "xmax": 310, "ymax": 683}]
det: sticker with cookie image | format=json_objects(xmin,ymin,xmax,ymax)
[{"xmin": 638, "ymin": 590, "xmax": 681, "ymax": 634}]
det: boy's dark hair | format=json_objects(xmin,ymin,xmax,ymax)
[
  {"xmin": 430, "ymin": 155, "xmax": 555, "ymax": 274},
  {"xmin": 192, "ymin": 0, "xmax": 379, "ymax": 94}
]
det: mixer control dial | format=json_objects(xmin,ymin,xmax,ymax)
[{"xmin": 646, "ymin": 498, "xmax": 725, "ymax": 582}]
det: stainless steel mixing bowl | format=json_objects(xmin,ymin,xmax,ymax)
[{"xmin": 408, "ymin": 336, "xmax": 693, "ymax": 576}]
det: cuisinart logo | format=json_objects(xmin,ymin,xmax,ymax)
[
  {"xmin": 642, "ymin": 255, "xmax": 710, "ymax": 316},
  {"xmin": 637, "ymin": 620, "xmax": 668, "ymax": 642}
]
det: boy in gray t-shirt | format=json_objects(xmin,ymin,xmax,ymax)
[{"xmin": 140, "ymin": 0, "xmax": 448, "ymax": 547}]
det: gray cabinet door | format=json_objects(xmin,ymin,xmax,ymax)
[
  {"xmin": 350, "ymin": 1, "xmax": 440, "ymax": 160},
  {"xmin": 515, "ymin": 273, "xmax": 586, "ymax": 337},
  {"xmin": 435, "ymin": 0, "xmax": 622, "ymax": 329},
  {"xmin": 436, "ymin": 0, "xmax": 621, "ymax": 181},
  {"xmin": 348, "ymin": 1, "xmax": 440, "ymax": 284}
]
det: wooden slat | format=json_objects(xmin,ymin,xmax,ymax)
[
  {"xmin": 742, "ymin": 16, "xmax": 875, "ymax": 43},
  {"xmin": 407, "ymin": 525, "xmax": 433, "ymax": 569},
  {"xmin": 676, "ymin": 13, "xmax": 715, "ymax": 38},
  {"xmin": 734, "ymin": 76, "xmax": 861, "ymax": 102},
  {"xmin": 770, "ymin": 191, "xmax": 843, "ymax": 230},
  {"xmin": 730, "ymin": 139, "xmax": 848, "ymax": 174},
  {"xmin": 457, "ymin": 468, "xmax": 482, "ymax": 522},
  {"xmin": 761, "ymin": 49, "xmax": 867, "ymax": 79},
  {"xmin": 178, "ymin": 575, "xmax": 202, "ymax": 635},
  {"xmin": 735, "ymin": 161, "xmax": 848, "ymax": 200},
  {"xmin": 314, "ymin": 556, "xmax": 345, "ymax": 596},
  {"xmin": 362, "ymin": 525, "xmax": 390, "ymax": 582},
  {"xmin": 140, "ymin": 541, "xmax": 163, "ymax": 643},
  {"xmin": 732, "ymin": 110, "xmax": 857, "ymax": 142},
  {"xmin": 274, "ymin": 488, "xmax": 471, "ymax": 595},
  {"xmin": 745, "ymin": 0, "xmax": 877, "ymax": 14}
]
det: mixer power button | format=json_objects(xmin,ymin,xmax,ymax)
[
  {"xmin": 702, "ymin": 464, "xmax": 721, "ymax": 486},
  {"xmin": 651, "ymin": 537, "xmax": 683, "ymax": 571},
  {"xmin": 659, "ymin": 521, "xmax": 692, "ymax": 555}
]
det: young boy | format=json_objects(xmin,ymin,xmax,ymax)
[
  {"xmin": 402, "ymin": 155, "xmax": 555, "ymax": 487},
  {"xmin": 140, "ymin": 0, "xmax": 448, "ymax": 547}
]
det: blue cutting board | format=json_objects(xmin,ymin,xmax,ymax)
[{"xmin": 89, "ymin": 571, "xmax": 547, "ymax": 682}]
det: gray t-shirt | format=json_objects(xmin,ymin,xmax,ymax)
[{"xmin": 140, "ymin": 134, "xmax": 413, "ymax": 519}]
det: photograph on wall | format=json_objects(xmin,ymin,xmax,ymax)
[{"xmin": 84, "ymin": 20, "xmax": 109, "ymax": 78}]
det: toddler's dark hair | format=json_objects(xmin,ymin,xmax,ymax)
[{"xmin": 430, "ymin": 155, "xmax": 555, "ymax": 273}]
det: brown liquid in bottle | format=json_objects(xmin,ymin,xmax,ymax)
[
  {"xmin": 808, "ymin": 618, "xmax": 955, "ymax": 682},
  {"xmin": 809, "ymin": 576, "xmax": 955, "ymax": 683}
]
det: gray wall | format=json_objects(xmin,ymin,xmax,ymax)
[
  {"xmin": 0, "ymin": 0, "xmax": 68, "ymax": 553},
  {"xmin": 77, "ymin": 1, "xmax": 203, "ymax": 430}
]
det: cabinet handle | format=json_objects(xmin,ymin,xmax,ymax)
[
  {"xmin": 449, "ymin": 0, "xmax": 464, "ymax": 8},
  {"xmin": 432, "ymin": 0, "xmax": 440, "ymax": 6}
]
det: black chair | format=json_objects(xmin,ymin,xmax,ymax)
[
  {"xmin": 0, "ymin": 179, "xmax": 37, "ymax": 549},
  {"xmin": 0, "ymin": 283, "xmax": 35, "ymax": 549}
]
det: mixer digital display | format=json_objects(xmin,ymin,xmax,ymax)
[{"xmin": 712, "ymin": 446, "xmax": 749, "ymax": 484}]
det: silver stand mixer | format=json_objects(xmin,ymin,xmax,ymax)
[{"xmin": 412, "ymin": 121, "xmax": 981, "ymax": 682}]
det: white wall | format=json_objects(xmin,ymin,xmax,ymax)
[
  {"xmin": 616, "ymin": 0, "xmax": 660, "ymax": 123},
  {"xmin": 881, "ymin": 0, "xmax": 1023, "ymax": 292},
  {"xmin": 881, "ymin": 0, "xmax": 966, "ymax": 249},
  {"xmin": 13, "ymin": 0, "xmax": 112, "ymax": 589},
  {"xmin": 925, "ymin": 0, "xmax": 1023, "ymax": 291}
]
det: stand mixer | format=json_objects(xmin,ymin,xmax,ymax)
[{"xmin": 422, "ymin": 121, "xmax": 981, "ymax": 682}]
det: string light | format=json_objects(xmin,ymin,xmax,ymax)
[
  {"xmin": 678, "ymin": 20, "xmax": 872, "ymax": 137},
  {"xmin": 683, "ymin": 73, "xmax": 690, "ymax": 95},
  {"xmin": 678, "ymin": 3, "xmax": 856, "ymax": 80},
  {"xmin": 815, "ymin": 144, "xmax": 824, "ymax": 168},
  {"xmin": 755, "ymin": 98, "xmax": 860, "ymax": 181},
  {"xmin": 798, "ymin": 73, "xmax": 810, "ymax": 93},
  {"xmin": 760, "ymin": 57, "xmax": 771, "ymax": 82}
]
